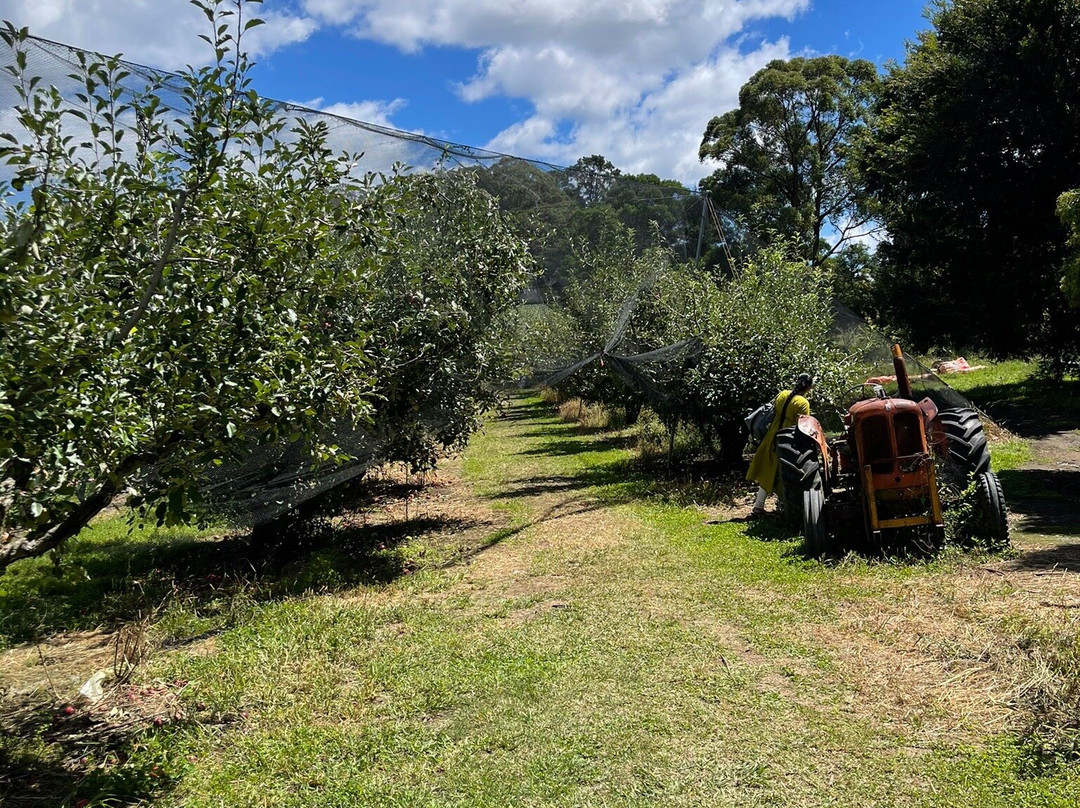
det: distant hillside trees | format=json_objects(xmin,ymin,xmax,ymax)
[
  {"xmin": 471, "ymin": 155, "xmax": 694, "ymax": 298},
  {"xmin": 861, "ymin": 0, "xmax": 1080, "ymax": 367}
]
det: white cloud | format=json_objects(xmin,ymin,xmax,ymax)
[
  {"xmin": 0, "ymin": 0, "xmax": 317, "ymax": 68},
  {"xmin": 297, "ymin": 96, "xmax": 408, "ymax": 128},
  {"xmin": 291, "ymin": 96, "xmax": 431, "ymax": 172},
  {"xmin": 298, "ymin": 0, "xmax": 809, "ymax": 184},
  {"xmin": 0, "ymin": 0, "xmax": 816, "ymax": 184},
  {"xmin": 246, "ymin": 9, "xmax": 320, "ymax": 57},
  {"xmin": 485, "ymin": 37, "xmax": 790, "ymax": 185}
]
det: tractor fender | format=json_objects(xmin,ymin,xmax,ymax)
[
  {"xmin": 781, "ymin": 416, "xmax": 829, "ymax": 486},
  {"xmin": 793, "ymin": 414, "xmax": 830, "ymax": 487}
]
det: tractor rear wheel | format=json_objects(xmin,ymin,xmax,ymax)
[
  {"xmin": 802, "ymin": 484, "xmax": 827, "ymax": 554},
  {"xmin": 939, "ymin": 408, "xmax": 991, "ymax": 476},
  {"xmin": 777, "ymin": 427, "xmax": 821, "ymax": 490},
  {"xmin": 776, "ymin": 427, "xmax": 828, "ymax": 551},
  {"xmin": 974, "ymin": 471, "xmax": 1010, "ymax": 548}
]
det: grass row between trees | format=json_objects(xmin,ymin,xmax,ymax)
[{"xmin": 2, "ymin": 358, "xmax": 1080, "ymax": 806}]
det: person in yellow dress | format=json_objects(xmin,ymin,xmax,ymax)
[{"xmin": 747, "ymin": 373, "xmax": 813, "ymax": 516}]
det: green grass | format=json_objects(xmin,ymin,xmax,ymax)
[
  {"xmin": 942, "ymin": 359, "xmax": 1042, "ymax": 393},
  {"xmin": 940, "ymin": 359, "xmax": 1080, "ymax": 433},
  {"xmin": 3, "ymin": 393, "xmax": 1080, "ymax": 807},
  {"xmin": 991, "ymin": 438, "xmax": 1033, "ymax": 473}
]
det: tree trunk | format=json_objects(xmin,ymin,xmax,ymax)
[
  {"xmin": 0, "ymin": 477, "xmax": 123, "ymax": 572},
  {"xmin": 0, "ymin": 448, "xmax": 162, "ymax": 573}
]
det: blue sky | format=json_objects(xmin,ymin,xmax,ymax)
[{"xmin": 0, "ymin": 0, "xmax": 931, "ymax": 185}]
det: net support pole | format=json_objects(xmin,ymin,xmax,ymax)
[{"xmin": 695, "ymin": 191, "xmax": 710, "ymax": 261}]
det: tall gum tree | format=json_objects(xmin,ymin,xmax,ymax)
[{"xmin": 698, "ymin": 55, "xmax": 880, "ymax": 268}]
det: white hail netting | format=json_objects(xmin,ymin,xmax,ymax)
[
  {"xmin": 1, "ymin": 36, "xmax": 979, "ymax": 526},
  {"xmin": 0, "ymin": 34, "xmax": 711, "ymax": 526}
]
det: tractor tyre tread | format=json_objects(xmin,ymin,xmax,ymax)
[
  {"xmin": 975, "ymin": 471, "xmax": 1010, "ymax": 549},
  {"xmin": 939, "ymin": 408, "xmax": 992, "ymax": 477},
  {"xmin": 776, "ymin": 428, "xmax": 820, "ymax": 489},
  {"xmin": 802, "ymin": 482, "xmax": 827, "ymax": 554}
]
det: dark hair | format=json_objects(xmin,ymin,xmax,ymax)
[{"xmin": 793, "ymin": 373, "xmax": 814, "ymax": 393}]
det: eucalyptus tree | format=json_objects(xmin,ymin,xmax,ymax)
[{"xmin": 698, "ymin": 55, "xmax": 879, "ymax": 267}]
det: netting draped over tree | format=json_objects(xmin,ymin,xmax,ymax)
[
  {"xmin": 0, "ymin": 23, "xmax": 985, "ymax": 564},
  {"xmin": 0, "ymin": 34, "xmax": 714, "ymax": 283},
  {"xmin": 0, "ymin": 24, "xmax": 727, "ymax": 554}
]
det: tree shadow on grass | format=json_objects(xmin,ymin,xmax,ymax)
[
  {"xmin": 486, "ymin": 460, "xmax": 742, "ymax": 511},
  {"xmin": 962, "ymin": 377, "xmax": 1080, "ymax": 438},
  {"xmin": 494, "ymin": 399, "xmax": 552, "ymax": 421},
  {"xmin": 484, "ymin": 472, "xmax": 630, "ymax": 501},
  {"xmin": 515, "ymin": 426, "xmax": 625, "ymax": 439},
  {"xmin": 516, "ymin": 434, "xmax": 635, "ymax": 457},
  {"xmin": 0, "ymin": 478, "xmax": 494, "ymax": 649},
  {"xmin": 999, "ymin": 468, "xmax": 1080, "ymax": 540},
  {"xmin": 1006, "ymin": 542, "xmax": 1080, "ymax": 573}
]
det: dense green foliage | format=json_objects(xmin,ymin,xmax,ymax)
[
  {"xmin": 472, "ymin": 154, "xmax": 693, "ymax": 298},
  {"xmin": 862, "ymin": 0, "xmax": 1080, "ymax": 365},
  {"xmin": 698, "ymin": 56, "xmax": 879, "ymax": 269},
  {"xmin": 359, "ymin": 172, "xmax": 531, "ymax": 470},
  {"xmin": 1059, "ymin": 189, "xmax": 1080, "ymax": 308},
  {"xmin": 536, "ymin": 234, "xmax": 860, "ymax": 463},
  {"xmin": 0, "ymin": 2, "xmax": 529, "ymax": 569}
]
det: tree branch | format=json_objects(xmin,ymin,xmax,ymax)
[{"xmin": 117, "ymin": 188, "xmax": 189, "ymax": 340}]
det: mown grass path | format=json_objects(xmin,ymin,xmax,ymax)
[
  {"xmin": 4, "ymin": 394, "xmax": 1080, "ymax": 807},
  {"xmin": 145, "ymin": 395, "xmax": 1078, "ymax": 807}
]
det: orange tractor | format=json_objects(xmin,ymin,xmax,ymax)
[{"xmin": 776, "ymin": 345, "xmax": 1009, "ymax": 552}]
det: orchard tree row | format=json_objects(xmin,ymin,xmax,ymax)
[
  {"xmin": 520, "ymin": 231, "xmax": 862, "ymax": 465},
  {"xmin": 0, "ymin": 2, "xmax": 530, "ymax": 571}
]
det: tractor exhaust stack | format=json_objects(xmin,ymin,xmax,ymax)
[{"xmin": 892, "ymin": 344, "xmax": 914, "ymax": 401}]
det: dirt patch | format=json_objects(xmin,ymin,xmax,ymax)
[
  {"xmin": 1003, "ymin": 429, "xmax": 1080, "ymax": 539},
  {"xmin": 340, "ymin": 463, "xmax": 501, "ymax": 535},
  {"xmin": 808, "ymin": 561, "xmax": 1080, "ymax": 746},
  {"xmin": 811, "ymin": 604, "xmax": 1012, "ymax": 743},
  {"xmin": 1, "ymin": 630, "xmax": 119, "ymax": 704},
  {"xmin": 0, "ymin": 626, "xmax": 197, "ymax": 807},
  {"xmin": 701, "ymin": 494, "xmax": 760, "ymax": 523},
  {"xmin": 331, "ymin": 458, "xmax": 633, "ymax": 614},
  {"xmin": 0, "ymin": 618, "xmax": 186, "ymax": 722},
  {"xmin": 1027, "ymin": 429, "xmax": 1080, "ymax": 470}
]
